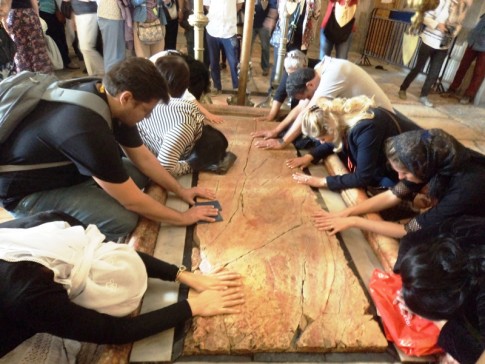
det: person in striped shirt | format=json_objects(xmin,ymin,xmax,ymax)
[{"xmin": 138, "ymin": 55, "xmax": 205, "ymax": 176}]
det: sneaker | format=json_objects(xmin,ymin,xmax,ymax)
[
  {"xmin": 419, "ymin": 96, "xmax": 434, "ymax": 107},
  {"xmin": 459, "ymin": 96, "xmax": 471, "ymax": 105},
  {"xmin": 220, "ymin": 62, "xmax": 227, "ymax": 70},
  {"xmin": 211, "ymin": 89, "xmax": 222, "ymax": 96},
  {"xmin": 398, "ymin": 90, "xmax": 407, "ymax": 100}
]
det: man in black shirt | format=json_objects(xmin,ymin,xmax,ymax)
[{"xmin": 0, "ymin": 58, "xmax": 219, "ymax": 240}]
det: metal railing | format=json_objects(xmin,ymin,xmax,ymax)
[{"xmin": 359, "ymin": 8, "xmax": 420, "ymax": 69}]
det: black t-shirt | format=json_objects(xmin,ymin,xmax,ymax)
[{"xmin": 0, "ymin": 81, "xmax": 142, "ymax": 210}]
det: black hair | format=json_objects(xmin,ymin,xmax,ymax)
[
  {"xmin": 400, "ymin": 237, "xmax": 485, "ymax": 321},
  {"xmin": 155, "ymin": 55, "xmax": 190, "ymax": 98},
  {"xmin": 103, "ymin": 57, "xmax": 170, "ymax": 104},
  {"xmin": 286, "ymin": 68, "xmax": 316, "ymax": 99},
  {"xmin": 180, "ymin": 53, "xmax": 211, "ymax": 100}
]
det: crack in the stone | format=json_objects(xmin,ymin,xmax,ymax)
[{"xmin": 223, "ymin": 224, "xmax": 302, "ymax": 266}]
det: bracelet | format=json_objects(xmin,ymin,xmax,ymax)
[{"xmin": 175, "ymin": 265, "xmax": 187, "ymax": 282}]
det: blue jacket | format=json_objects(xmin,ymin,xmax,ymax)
[
  {"xmin": 311, "ymin": 108, "xmax": 420, "ymax": 191},
  {"xmin": 132, "ymin": 0, "xmax": 167, "ymax": 24}
]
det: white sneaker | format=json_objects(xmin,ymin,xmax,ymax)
[{"xmin": 419, "ymin": 96, "xmax": 433, "ymax": 107}]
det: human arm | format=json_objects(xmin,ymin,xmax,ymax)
[
  {"xmin": 177, "ymin": 0, "xmax": 184, "ymax": 22},
  {"xmin": 194, "ymin": 100, "xmax": 224, "ymax": 124},
  {"xmin": 30, "ymin": 0, "xmax": 40, "ymax": 14},
  {"xmin": 287, "ymin": 142, "xmax": 334, "ymax": 169},
  {"xmin": 139, "ymin": 252, "xmax": 243, "ymax": 293},
  {"xmin": 255, "ymin": 100, "xmax": 283, "ymax": 122},
  {"xmin": 123, "ymin": 143, "xmax": 215, "ymax": 204},
  {"xmin": 251, "ymin": 101, "xmax": 303, "ymax": 140},
  {"xmin": 253, "ymin": 100, "xmax": 309, "ymax": 148},
  {"xmin": 326, "ymin": 122, "xmax": 388, "ymax": 190},
  {"xmin": 11, "ymin": 263, "xmax": 242, "ymax": 346},
  {"xmin": 93, "ymin": 175, "xmax": 218, "ymax": 225}
]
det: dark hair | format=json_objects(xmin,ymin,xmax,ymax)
[
  {"xmin": 180, "ymin": 53, "xmax": 211, "ymax": 100},
  {"xmin": 384, "ymin": 128, "xmax": 470, "ymax": 200},
  {"xmin": 103, "ymin": 57, "xmax": 169, "ymax": 104},
  {"xmin": 155, "ymin": 55, "xmax": 190, "ymax": 98},
  {"xmin": 400, "ymin": 237, "xmax": 485, "ymax": 321},
  {"xmin": 286, "ymin": 68, "xmax": 316, "ymax": 99}
]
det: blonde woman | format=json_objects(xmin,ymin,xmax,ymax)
[{"xmin": 291, "ymin": 95, "xmax": 420, "ymax": 191}]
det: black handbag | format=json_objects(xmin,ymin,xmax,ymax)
[
  {"xmin": 323, "ymin": 7, "xmax": 355, "ymax": 44},
  {"xmin": 60, "ymin": 0, "xmax": 73, "ymax": 20}
]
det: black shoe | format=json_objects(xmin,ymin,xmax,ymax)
[{"xmin": 204, "ymin": 152, "xmax": 237, "ymax": 175}]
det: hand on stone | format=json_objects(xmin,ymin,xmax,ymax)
[
  {"xmin": 286, "ymin": 154, "xmax": 313, "ymax": 169},
  {"xmin": 188, "ymin": 287, "xmax": 245, "ymax": 316},
  {"xmin": 292, "ymin": 172, "xmax": 326, "ymax": 188},
  {"xmin": 182, "ymin": 205, "xmax": 219, "ymax": 224},
  {"xmin": 254, "ymin": 138, "xmax": 286, "ymax": 150},
  {"xmin": 206, "ymin": 112, "xmax": 224, "ymax": 124},
  {"xmin": 254, "ymin": 114, "xmax": 276, "ymax": 122},
  {"xmin": 179, "ymin": 187, "xmax": 216, "ymax": 205},
  {"xmin": 250, "ymin": 129, "xmax": 277, "ymax": 139},
  {"xmin": 185, "ymin": 269, "xmax": 243, "ymax": 293},
  {"xmin": 312, "ymin": 212, "xmax": 353, "ymax": 235}
]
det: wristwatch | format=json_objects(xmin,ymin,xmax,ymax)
[{"xmin": 175, "ymin": 265, "xmax": 187, "ymax": 282}]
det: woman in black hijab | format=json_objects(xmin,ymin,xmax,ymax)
[{"xmin": 312, "ymin": 128, "xmax": 485, "ymax": 239}]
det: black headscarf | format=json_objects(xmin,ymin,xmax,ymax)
[{"xmin": 388, "ymin": 129, "xmax": 471, "ymax": 200}]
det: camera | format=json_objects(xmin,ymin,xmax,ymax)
[{"xmin": 440, "ymin": 25, "xmax": 456, "ymax": 48}]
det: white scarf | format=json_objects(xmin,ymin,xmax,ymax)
[{"xmin": 0, "ymin": 222, "xmax": 147, "ymax": 317}]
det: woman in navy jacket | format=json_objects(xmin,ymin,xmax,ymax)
[{"xmin": 291, "ymin": 95, "xmax": 420, "ymax": 191}]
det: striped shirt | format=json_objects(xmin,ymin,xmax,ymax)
[{"xmin": 137, "ymin": 98, "xmax": 204, "ymax": 176}]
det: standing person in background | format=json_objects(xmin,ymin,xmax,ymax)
[
  {"xmin": 72, "ymin": 0, "xmax": 104, "ymax": 75},
  {"xmin": 398, "ymin": 0, "xmax": 471, "ymax": 107},
  {"xmin": 0, "ymin": 0, "xmax": 16, "ymax": 79},
  {"xmin": 6, "ymin": 0, "xmax": 53, "ymax": 73},
  {"xmin": 203, "ymin": 0, "xmax": 243, "ymax": 95},
  {"xmin": 251, "ymin": 0, "xmax": 277, "ymax": 77},
  {"xmin": 39, "ymin": 0, "xmax": 78, "ymax": 69},
  {"xmin": 132, "ymin": 0, "xmax": 166, "ymax": 57},
  {"xmin": 268, "ymin": 0, "xmax": 321, "ymax": 92},
  {"xmin": 442, "ymin": 13, "xmax": 485, "ymax": 105},
  {"xmin": 319, "ymin": 0, "xmax": 357, "ymax": 59},
  {"xmin": 97, "ymin": 0, "xmax": 126, "ymax": 73},
  {"xmin": 163, "ymin": 0, "xmax": 178, "ymax": 50}
]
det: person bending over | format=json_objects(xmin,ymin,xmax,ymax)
[
  {"xmin": 399, "ymin": 222, "xmax": 485, "ymax": 363},
  {"xmin": 290, "ymin": 96, "xmax": 420, "ymax": 190},
  {"xmin": 0, "ymin": 212, "xmax": 244, "ymax": 358},
  {"xmin": 138, "ymin": 55, "xmax": 206, "ymax": 177},
  {"xmin": 252, "ymin": 58, "xmax": 393, "ymax": 150},
  {"xmin": 0, "ymin": 58, "xmax": 218, "ymax": 241},
  {"xmin": 312, "ymin": 128, "xmax": 485, "ymax": 238}
]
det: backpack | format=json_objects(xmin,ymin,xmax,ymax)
[{"xmin": 0, "ymin": 71, "xmax": 111, "ymax": 172}]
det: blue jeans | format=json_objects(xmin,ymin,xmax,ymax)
[
  {"xmin": 252, "ymin": 27, "xmax": 271, "ymax": 71},
  {"xmin": 11, "ymin": 159, "xmax": 149, "ymax": 241},
  {"xmin": 206, "ymin": 33, "xmax": 240, "ymax": 90},
  {"xmin": 319, "ymin": 29, "xmax": 353, "ymax": 60},
  {"xmin": 98, "ymin": 17, "xmax": 125, "ymax": 73},
  {"xmin": 400, "ymin": 42, "xmax": 448, "ymax": 97}
]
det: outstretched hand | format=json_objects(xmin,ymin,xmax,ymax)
[
  {"xmin": 286, "ymin": 155, "xmax": 313, "ymax": 169},
  {"xmin": 254, "ymin": 138, "xmax": 286, "ymax": 150},
  {"xmin": 312, "ymin": 210, "xmax": 352, "ymax": 235},
  {"xmin": 188, "ymin": 287, "xmax": 245, "ymax": 317},
  {"xmin": 292, "ymin": 172, "xmax": 326, "ymax": 188},
  {"xmin": 250, "ymin": 129, "xmax": 277, "ymax": 140},
  {"xmin": 182, "ymin": 205, "xmax": 220, "ymax": 224},
  {"xmin": 186, "ymin": 268, "xmax": 243, "ymax": 293},
  {"xmin": 178, "ymin": 187, "xmax": 216, "ymax": 205}
]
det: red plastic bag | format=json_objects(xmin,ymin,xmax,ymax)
[{"xmin": 369, "ymin": 269, "xmax": 443, "ymax": 356}]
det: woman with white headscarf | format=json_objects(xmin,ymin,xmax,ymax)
[{"xmin": 0, "ymin": 212, "xmax": 244, "ymax": 358}]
